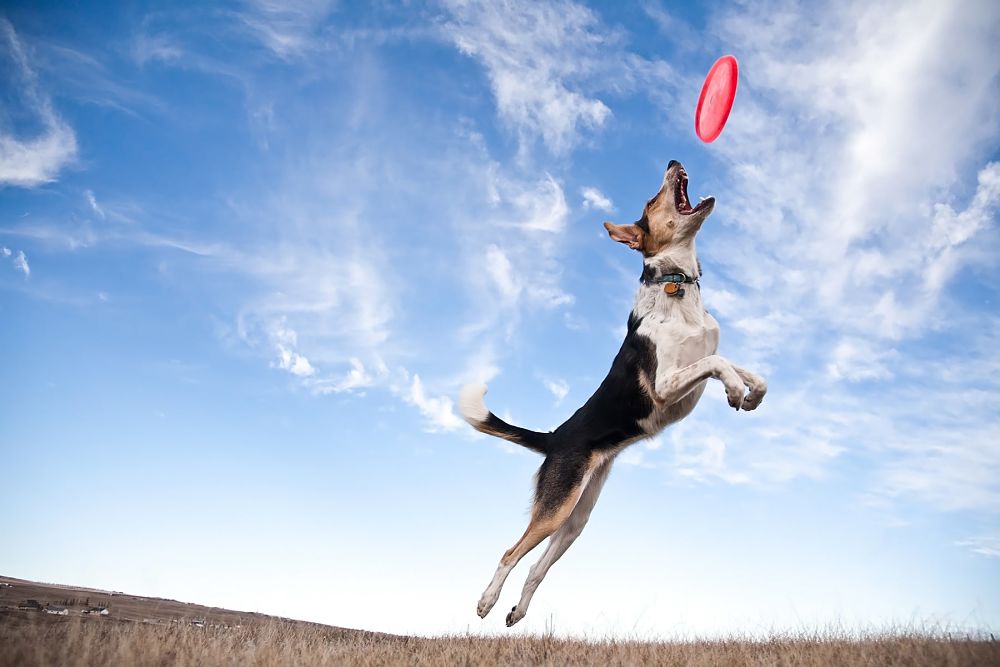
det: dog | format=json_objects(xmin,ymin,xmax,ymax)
[{"xmin": 459, "ymin": 160, "xmax": 767, "ymax": 627}]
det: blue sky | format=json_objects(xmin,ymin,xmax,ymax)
[{"xmin": 2, "ymin": 0, "xmax": 999, "ymax": 638}]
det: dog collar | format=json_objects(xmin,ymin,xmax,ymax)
[{"xmin": 642, "ymin": 272, "xmax": 699, "ymax": 297}]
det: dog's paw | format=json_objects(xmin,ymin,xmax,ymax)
[
  {"xmin": 715, "ymin": 362, "xmax": 746, "ymax": 411},
  {"xmin": 726, "ymin": 388, "xmax": 745, "ymax": 410},
  {"xmin": 720, "ymin": 372, "xmax": 746, "ymax": 411},
  {"xmin": 742, "ymin": 387, "xmax": 766, "ymax": 411},
  {"xmin": 505, "ymin": 605, "xmax": 525, "ymax": 627},
  {"xmin": 741, "ymin": 376, "xmax": 767, "ymax": 411}
]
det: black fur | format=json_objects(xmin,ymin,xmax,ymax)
[
  {"xmin": 529, "ymin": 312, "xmax": 658, "ymax": 516},
  {"xmin": 533, "ymin": 452, "xmax": 591, "ymax": 516},
  {"xmin": 634, "ymin": 212, "xmax": 651, "ymax": 235},
  {"xmin": 548, "ymin": 312, "xmax": 655, "ymax": 453},
  {"xmin": 482, "ymin": 413, "xmax": 549, "ymax": 455}
]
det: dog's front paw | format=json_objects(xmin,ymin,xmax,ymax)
[
  {"xmin": 719, "ymin": 367, "xmax": 746, "ymax": 411},
  {"xmin": 742, "ymin": 381, "xmax": 767, "ymax": 411},
  {"xmin": 505, "ymin": 605, "xmax": 525, "ymax": 627},
  {"xmin": 738, "ymin": 371, "xmax": 767, "ymax": 411},
  {"xmin": 726, "ymin": 387, "xmax": 745, "ymax": 410}
]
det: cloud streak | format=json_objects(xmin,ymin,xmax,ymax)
[
  {"xmin": 581, "ymin": 186, "xmax": 614, "ymax": 213},
  {"xmin": 441, "ymin": 0, "xmax": 614, "ymax": 154},
  {"xmin": 2, "ymin": 246, "xmax": 30, "ymax": 278},
  {"xmin": 404, "ymin": 373, "xmax": 464, "ymax": 432},
  {"xmin": 543, "ymin": 378, "xmax": 569, "ymax": 403},
  {"xmin": 0, "ymin": 20, "xmax": 78, "ymax": 188}
]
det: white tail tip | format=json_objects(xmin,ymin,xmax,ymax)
[{"xmin": 459, "ymin": 383, "xmax": 489, "ymax": 423}]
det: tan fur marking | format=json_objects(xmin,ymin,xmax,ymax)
[
  {"xmin": 500, "ymin": 452, "xmax": 610, "ymax": 567},
  {"xmin": 500, "ymin": 499, "xmax": 575, "ymax": 566},
  {"xmin": 637, "ymin": 367, "xmax": 664, "ymax": 407}
]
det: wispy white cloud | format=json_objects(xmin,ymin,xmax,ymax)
[
  {"xmin": 0, "ymin": 20, "xmax": 78, "ymax": 188},
  {"xmin": 826, "ymin": 338, "xmax": 897, "ymax": 382},
  {"xmin": 456, "ymin": 146, "xmax": 575, "ymax": 347},
  {"xmin": 581, "ymin": 186, "xmax": 614, "ymax": 213},
  {"xmin": 310, "ymin": 358, "xmax": 382, "ymax": 395},
  {"xmin": 2, "ymin": 246, "xmax": 30, "ymax": 278},
  {"xmin": 674, "ymin": 433, "xmax": 752, "ymax": 485},
  {"xmin": 234, "ymin": 245, "xmax": 395, "ymax": 388},
  {"xmin": 85, "ymin": 190, "xmax": 105, "ymax": 218},
  {"xmin": 13, "ymin": 250, "xmax": 30, "ymax": 278},
  {"xmin": 501, "ymin": 176, "xmax": 574, "ymax": 306},
  {"xmin": 441, "ymin": 0, "xmax": 613, "ymax": 154},
  {"xmin": 619, "ymin": 447, "xmax": 653, "ymax": 468},
  {"xmin": 956, "ymin": 535, "xmax": 1000, "ymax": 558},
  {"xmin": 512, "ymin": 174, "xmax": 569, "ymax": 232},
  {"xmin": 922, "ymin": 161, "xmax": 1000, "ymax": 295},
  {"xmin": 131, "ymin": 29, "xmax": 185, "ymax": 66},
  {"xmin": 404, "ymin": 373, "xmax": 464, "ymax": 432},
  {"xmin": 543, "ymin": 378, "xmax": 569, "ymax": 403},
  {"xmin": 268, "ymin": 321, "xmax": 315, "ymax": 377},
  {"xmin": 878, "ymin": 428, "xmax": 1000, "ymax": 514},
  {"xmin": 132, "ymin": 0, "xmax": 339, "ymax": 75},
  {"xmin": 484, "ymin": 244, "xmax": 520, "ymax": 305},
  {"xmin": 274, "ymin": 344, "xmax": 315, "ymax": 376},
  {"xmin": 640, "ymin": 0, "xmax": 700, "ymax": 52},
  {"xmin": 28, "ymin": 41, "xmax": 168, "ymax": 118},
  {"xmin": 235, "ymin": 0, "xmax": 337, "ymax": 60}
]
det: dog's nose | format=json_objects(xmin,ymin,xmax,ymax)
[{"xmin": 667, "ymin": 160, "xmax": 680, "ymax": 170}]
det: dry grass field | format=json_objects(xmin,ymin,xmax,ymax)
[
  {"xmin": 4, "ymin": 616, "xmax": 999, "ymax": 667},
  {"xmin": 2, "ymin": 576, "xmax": 997, "ymax": 666}
]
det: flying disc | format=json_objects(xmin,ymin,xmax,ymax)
[{"xmin": 695, "ymin": 55, "xmax": 739, "ymax": 143}]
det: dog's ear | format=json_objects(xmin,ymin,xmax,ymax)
[{"xmin": 604, "ymin": 221, "xmax": 645, "ymax": 251}]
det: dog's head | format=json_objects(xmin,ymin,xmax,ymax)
[{"xmin": 604, "ymin": 160, "xmax": 714, "ymax": 257}]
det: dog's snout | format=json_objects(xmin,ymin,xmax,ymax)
[{"xmin": 667, "ymin": 160, "xmax": 680, "ymax": 170}]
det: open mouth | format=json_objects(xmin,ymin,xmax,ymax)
[{"xmin": 674, "ymin": 168, "xmax": 712, "ymax": 215}]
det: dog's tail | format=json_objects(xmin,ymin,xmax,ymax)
[{"xmin": 458, "ymin": 384, "xmax": 549, "ymax": 455}]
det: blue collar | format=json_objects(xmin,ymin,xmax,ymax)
[{"xmin": 641, "ymin": 272, "xmax": 699, "ymax": 297}]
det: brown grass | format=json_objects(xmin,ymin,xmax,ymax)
[{"xmin": 2, "ymin": 614, "xmax": 997, "ymax": 667}]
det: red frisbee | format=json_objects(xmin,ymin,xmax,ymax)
[{"xmin": 695, "ymin": 55, "xmax": 739, "ymax": 143}]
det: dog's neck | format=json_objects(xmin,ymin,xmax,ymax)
[
  {"xmin": 633, "ymin": 245, "xmax": 704, "ymax": 319},
  {"xmin": 642, "ymin": 244, "xmax": 700, "ymax": 283}
]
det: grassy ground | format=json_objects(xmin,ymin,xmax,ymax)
[{"xmin": 2, "ymin": 615, "xmax": 997, "ymax": 667}]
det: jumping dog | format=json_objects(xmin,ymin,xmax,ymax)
[{"xmin": 460, "ymin": 160, "xmax": 767, "ymax": 627}]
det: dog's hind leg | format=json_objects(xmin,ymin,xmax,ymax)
[
  {"xmin": 477, "ymin": 453, "xmax": 591, "ymax": 620},
  {"xmin": 505, "ymin": 456, "xmax": 614, "ymax": 627}
]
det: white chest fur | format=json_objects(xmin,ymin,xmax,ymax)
[{"xmin": 633, "ymin": 286, "xmax": 720, "ymax": 435}]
